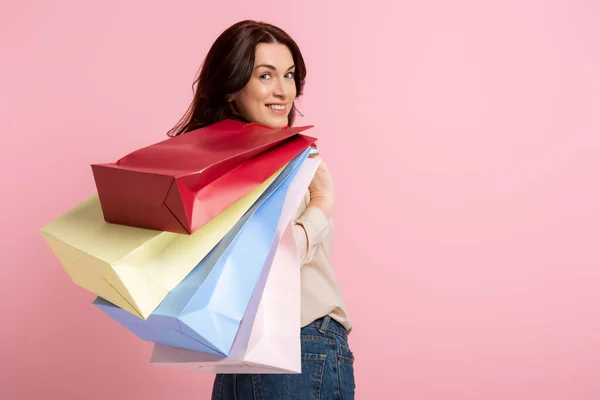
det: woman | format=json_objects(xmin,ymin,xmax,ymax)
[{"xmin": 167, "ymin": 20, "xmax": 355, "ymax": 399}]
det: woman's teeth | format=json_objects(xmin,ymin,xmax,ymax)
[{"xmin": 267, "ymin": 105, "xmax": 285, "ymax": 110}]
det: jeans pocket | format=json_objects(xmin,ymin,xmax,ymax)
[
  {"xmin": 253, "ymin": 352, "xmax": 327, "ymax": 400},
  {"xmin": 337, "ymin": 344, "xmax": 356, "ymax": 399},
  {"xmin": 301, "ymin": 352, "xmax": 328, "ymax": 399}
]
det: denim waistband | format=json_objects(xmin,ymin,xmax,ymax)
[{"xmin": 307, "ymin": 315, "xmax": 347, "ymax": 341}]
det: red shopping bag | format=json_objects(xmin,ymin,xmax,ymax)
[{"xmin": 91, "ymin": 119, "xmax": 316, "ymax": 234}]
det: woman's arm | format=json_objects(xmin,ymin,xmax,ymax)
[
  {"xmin": 292, "ymin": 157, "xmax": 335, "ymax": 264},
  {"xmin": 293, "ymin": 205, "xmax": 332, "ymax": 264}
]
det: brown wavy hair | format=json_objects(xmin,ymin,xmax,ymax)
[{"xmin": 166, "ymin": 20, "xmax": 307, "ymax": 137}]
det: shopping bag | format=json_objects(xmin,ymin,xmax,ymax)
[
  {"xmin": 39, "ymin": 167, "xmax": 284, "ymax": 320},
  {"xmin": 150, "ymin": 156, "xmax": 320, "ymax": 373},
  {"xmin": 92, "ymin": 119, "xmax": 316, "ymax": 234},
  {"xmin": 93, "ymin": 147, "xmax": 313, "ymax": 355}
]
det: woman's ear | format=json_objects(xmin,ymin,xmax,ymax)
[{"xmin": 226, "ymin": 94, "xmax": 239, "ymax": 114}]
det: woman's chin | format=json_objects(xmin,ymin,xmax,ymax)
[{"xmin": 256, "ymin": 114, "xmax": 289, "ymax": 129}]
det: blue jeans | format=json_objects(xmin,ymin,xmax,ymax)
[{"xmin": 211, "ymin": 315, "xmax": 356, "ymax": 399}]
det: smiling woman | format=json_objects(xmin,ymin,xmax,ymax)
[
  {"xmin": 166, "ymin": 20, "xmax": 355, "ymax": 400},
  {"xmin": 225, "ymin": 44, "xmax": 298, "ymax": 127},
  {"xmin": 166, "ymin": 21, "xmax": 307, "ymax": 136}
]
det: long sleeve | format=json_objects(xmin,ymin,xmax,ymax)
[
  {"xmin": 293, "ymin": 206, "xmax": 332, "ymax": 265},
  {"xmin": 292, "ymin": 197, "xmax": 352, "ymax": 333}
]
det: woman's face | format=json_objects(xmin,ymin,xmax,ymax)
[{"xmin": 231, "ymin": 43, "xmax": 297, "ymax": 128}]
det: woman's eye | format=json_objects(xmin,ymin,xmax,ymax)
[{"xmin": 259, "ymin": 72, "xmax": 294, "ymax": 80}]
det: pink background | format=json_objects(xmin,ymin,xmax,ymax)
[{"xmin": 2, "ymin": 0, "xmax": 599, "ymax": 399}]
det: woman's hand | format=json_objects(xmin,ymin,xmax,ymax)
[{"xmin": 308, "ymin": 157, "xmax": 335, "ymax": 218}]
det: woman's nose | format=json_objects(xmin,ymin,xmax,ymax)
[{"xmin": 273, "ymin": 77, "xmax": 289, "ymax": 97}]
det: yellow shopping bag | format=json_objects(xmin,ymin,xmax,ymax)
[{"xmin": 40, "ymin": 168, "xmax": 283, "ymax": 320}]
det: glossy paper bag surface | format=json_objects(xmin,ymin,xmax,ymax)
[
  {"xmin": 40, "ymin": 167, "xmax": 283, "ymax": 320},
  {"xmin": 92, "ymin": 119, "xmax": 316, "ymax": 234},
  {"xmin": 150, "ymin": 156, "xmax": 320, "ymax": 373},
  {"xmin": 93, "ymin": 148, "xmax": 312, "ymax": 356}
]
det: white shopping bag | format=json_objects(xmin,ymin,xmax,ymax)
[{"xmin": 150, "ymin": 156, "xmax": 320, "ymax": 373}]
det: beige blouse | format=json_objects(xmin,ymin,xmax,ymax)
[{"xmin": 292, "ymin": 190, "xmax": 352, "ymax": 333}]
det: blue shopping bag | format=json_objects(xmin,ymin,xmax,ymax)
[{"xmin": 93, "ymin": 146, "xmax": 311, "ymax": 356}]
